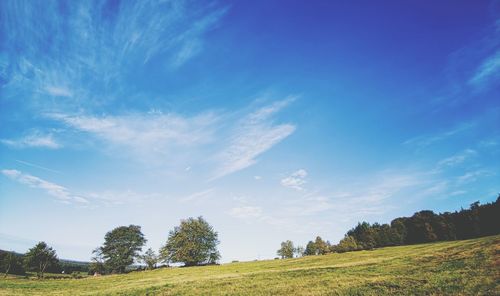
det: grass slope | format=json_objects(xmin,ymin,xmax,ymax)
[{"xmin": 1, "ymin": 235, "xmax": 499, "ymax": 295}]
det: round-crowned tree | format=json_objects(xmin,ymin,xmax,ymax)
[
  {"xmin": 99, "ymin": 225, "xmax": 146, "ymax": 273},
  {"xmin": 161, "ymin": 217, "xmax": 220, "ymax": 266}
]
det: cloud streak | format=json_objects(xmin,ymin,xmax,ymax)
[
  {"xmin": 1, "ymin": 132, "xmax": 61, "ymax": 149},
  {"xmin": 50, "ymin": 112, "xmax": 218, "ymax": 161},
  {"xmin": 281, "ymin": 169, "xmax": 308, "ymax": 191},
  {"xmin": 1, "ymin": 169, "xmax": 87, "ymax": 204},
  {"xmin": 468, "ymin": 50, "xmax": 500, "ymax": 90},
  {"xmin": 211, "ymin": 99, "xmax": 296, "ymax": 179}
]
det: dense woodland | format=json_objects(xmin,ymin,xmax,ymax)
[{"xmin": 278, "ymin": 195, "xmax": 500, "ymax": 257}]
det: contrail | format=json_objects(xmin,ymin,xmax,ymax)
[{"xmin": 14, "ymin": 159, "xmax": 61, "ymax": 174}]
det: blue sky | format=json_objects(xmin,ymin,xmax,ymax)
[{"xmin": 0, "ymin": 0, "xmax": 499, "ymax": 262}]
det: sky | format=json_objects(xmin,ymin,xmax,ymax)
[{"xmin": 0, "ymin": 0, "xmax": 499, "ymax": 263}]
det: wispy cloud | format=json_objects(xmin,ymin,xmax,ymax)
[
  {"xmin": 14, "ymin": 159, "xmax": 61, "ymax": 174},
  {"xmin": 403, "ymin": 122, "xmax": 474, "ymax": 149},
  {"xmin": 228, "ymin": 206, "xmax": 263, "ymax": 219},
  {"xmin": 49, "ymin": 112, "xmax": 217, "ymax": 161},
  {"xmin": 456, "ymin": 170, "xmax": 492, "ymax": 185},
  {"xmin": 1, "ymin": 1, "xmax": 227, "ymax": 112},
  {"xmin": 45, "ymin": 86, "xmax": 73, "ymax": 97},
  {"xmin": 1, "ymin": 169, "xmax": 156, "ymax": 206},
  {"xmin": 211, "ymin": 98, "xmax": 296, "ymax": 179},
  {"xmin": 437, "ymin": 149, "xmax": 477, "ymax": 168},
  {"xmin": 281, "ymin": 169, "xmax": 308, "ymax": 191},
  {"xmin": 1, "ymin": 132, "xmax": 61, "ymax": 149},
  {"xmin": 468, "ymin": 50, "xmax": 500, "ymax": 90},
  {"xmin": 86, "ymin": 190, "xmax": 157, "ymax": 206},
  {"xmin": 179, "ymin": 188, "xmax": 215, "ymax": 203},
  {"xmin": 1, "ymin": 169, "xmax": 87, "ymax": 204}
]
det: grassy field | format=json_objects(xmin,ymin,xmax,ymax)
[{"xmin": 1, "ymin": 235, "xmax": 499, "ymax": 295}]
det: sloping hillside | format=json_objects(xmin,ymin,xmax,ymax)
[{"xmin": 1, "ymin": 235, "xmax": 499, "ymax": 295}]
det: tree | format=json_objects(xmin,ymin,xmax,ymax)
[
  {"xmin": 304, "ymin": 240, "xmax": 317, "ymax": 256},
  {"xmin": 99, "ymin": 225, "xmax": 146, "ymax": 273},
  {"xmin": 1, "ymin": 251, "xmax": 25, "ymax": 277},
  {"xmin": 314, "ymin": 236, "xmax": 330, "ymax": 255},
  {"xmin": 24, "ymin": 242, "xmax": 59, "ymax": 279},
  {"xmin": 89, "ymin": 248, "xmax": 106, "ymax": 275},
  {"xmin": 390, "ymin": 218, "xmax": 408, "ymax": 245},
  {"xmin": 277, "ymin": 240, "xmax": 294, "ymax": 259},
  {"xmin": 160, "ymin": 217, "xmax": 220, "ymax": 266},
  {"xmin": 334, "ymin": 235, "xmax": 359, "ymax": 253},
  {"xmin": 406, "ymin": 211, "xmax": 438, "ymax": 244},
  {"xmin": 294, "ymin": 245, "xmax": 305, "ymax": 257},
  {"xmin": 347, "ymin": 222, "xmax": 376, "ymax": 249},
  {"xmin": 140, "ymin": 248, "xmax": 158, "ymax": 270}
]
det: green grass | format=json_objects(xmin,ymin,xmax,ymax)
[{"xmin": 1, "ymin": 235, "xmax": 499, "ymax": 295}]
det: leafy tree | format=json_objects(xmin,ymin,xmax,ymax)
[
  {"xmin": 304, "ymin": 240, "xmax": 316, "ymax": 256},
  {"xmin": 140, "ymin": 248, "xmax": 158, "ymax": 270},
  {"xmin": 390, "ymin": 218, "xmax": 408, "ymax": 245},
  {"xmin": 0, "ymin": 251, "xmax": 25, "ymax": 277},
  {"xmin": 161, "ymin": 217, "xmax": 220, "ymax": 266},
  {"xmin": 89, "ymin": 248, "xmax": 106, "ymax": 275},
  {"xmin": 277, "ymin": 240, "xmax": 294, "ymax": 259},
  {"xmin": 478, "ymin": 195, "xmax": 500, "ymax": 236},
  {"xmin": 347, "ymin": 222, "xmax": 376, "ymax": 249},
  {"xmin": 406, "ymin": 211, "xmax": 438, "ymax": 244},
  {"xmin": 314, "ymin": 236, "xmax": 330, "ymax": 255},
  {"xmin": 99, "ymin": 225, "xmax": 146, "ymax": 273},
  {"xmin": 294, "ymin": 245, "xmax": 305, "ymax": 257},
  {"xmin": 334, "ymin": 235, "xmax": 359, "ymax": 253},
  {"xmin": 24, "ymin": 242, "xmax": 59, "ymax": 279}
]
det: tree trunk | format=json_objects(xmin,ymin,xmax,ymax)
[
  {"xmin": 41, "ymin": 260, "xmax": 49, "ymax": 279},
  {"xmin": 3, "ymin": 262, "xmax": 10, "ymax": 278}
]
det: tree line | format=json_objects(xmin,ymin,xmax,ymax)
[
  {"xmin": 1, "ymin": 216, "xmax": 220, "ymax": 278},
  {"xmin": 278, "ymin": 196, "xmax": 500, "ymax": 258}
]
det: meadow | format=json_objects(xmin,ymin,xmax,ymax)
[{"xmin": 1, "ymin": 235, "xmax": 498, "ymax": 295}]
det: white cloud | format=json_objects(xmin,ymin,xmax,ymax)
[
  {"xmin": 456, "ymin": 170, "xmax": 490, "ymax": 185},
  {"xmin": 45, "ymin": 86, "xmax": 73, "ymax": 97},
  {"xmin": 437, "ymin": 149, "xmax": 476, "ymax": 167},
  {"xmin": 281, "ymin": 169, "xmax": 308, "ymax": 190},
  {"xmin": 468, "ymin": 50, "xmax": 500, "ymax": 90},
  {"xmin": 403, "ymin": 122, "xmax": 475, "ymax": 149},
  {"xmin": 86, "ymin": 190, "xmax": 156, "ymax": 206},
  {"xmin": 229, "ymin": 206, "xmax": 263, "ymax": 219},
  {"xmin": 179, "ymin": 188, "xmax": 215, "ymax": 203},
  {"xmin": 49, "ymin": 112, "xmax": 217, "ymax": 161},
  {"xmin": 1, "ymin": 132, "xmax": 61, "ymax": 149},
  {"xmin": 1, "ymin": 1, "xmax": 227, "ymax": 116},
  {"xmin": 14, "ymin": 159, "xmax": 61, "ymax": 174},
  {"xmin": 1, "ymin": 170, "xmax": 155, "ymax": 206},
  {"xmin": 283, "ymin": 195, "xmax": 334, "ymax": 216},
  {"xmin": 1, "ymin": 169, "xmax": 88, "ymax": 204},
  {"xmin": 211, "ymin": 98, "xmax": 296, "ymax": 179}
]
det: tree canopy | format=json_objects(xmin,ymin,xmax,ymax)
[
  {"xmin": 277, "ymin": 240, "xmax": 294, "ymax": 259},
  {"xmin": 24, "ymin": 242, "xmax": 59, "ymax": 279},
  {"xmin": 160, "ymin": 216, "xmax": 220, "ymax": 266},
  {"xmin": 140, "ymin": 248, "xmax": 158, "ymax": 270},
  {"xmin": 99, "ymin": 225, "xmax": 146, "ymax": 273}
]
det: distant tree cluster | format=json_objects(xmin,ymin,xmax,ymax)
[
  {"xmin": 276, "ymin": 240, "xmax": 306, "ymax": 259},
  {"xmin": 91, "ymin": 216, "xmax": 220, "ymax": 275},
  {"xmin": 1, "ymin": 242, "xmax": 60, "ymax": 278},
  {"xmin": 0, "ymin": 250, "xmax": 25, "ymax": 277},
  {"xmin": 278, "ymin": 196, "xmax": 500, "ymax": 257}
]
